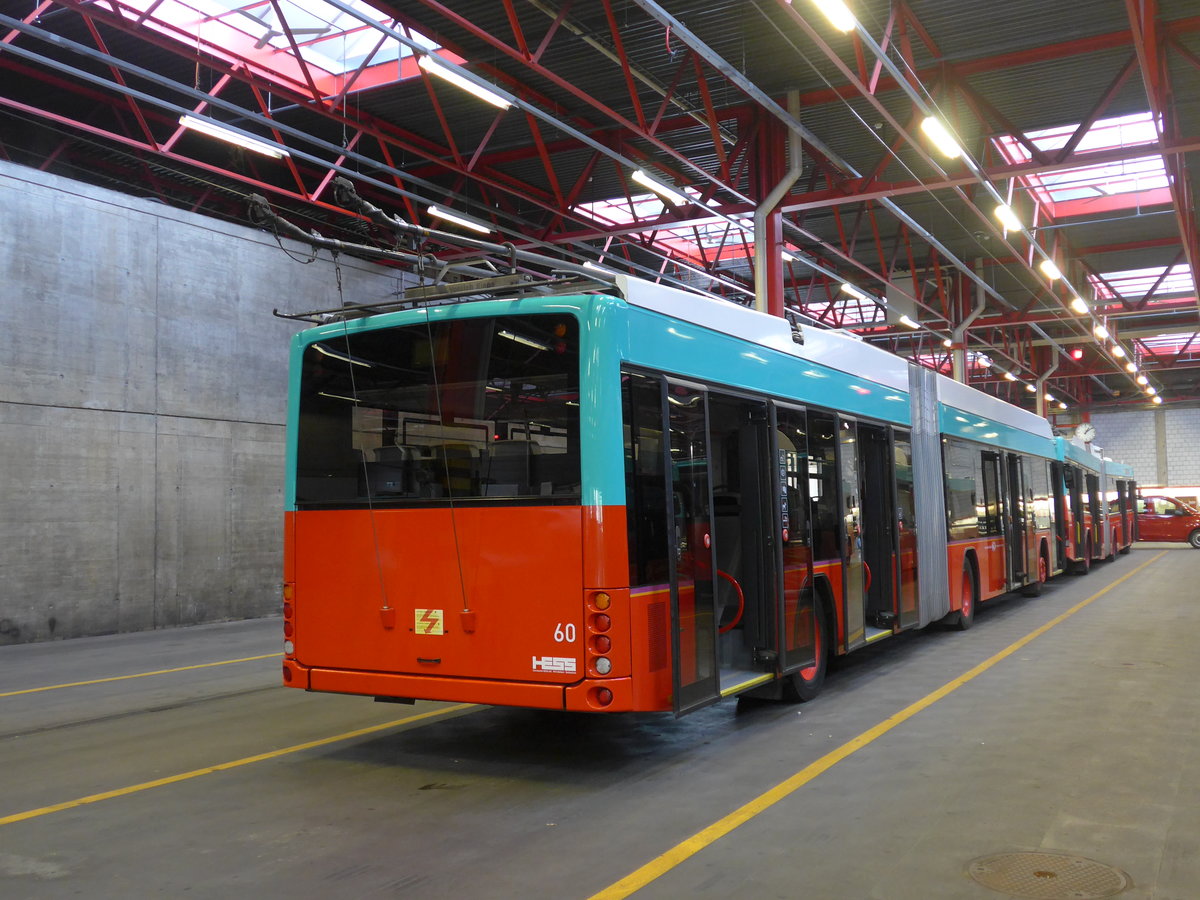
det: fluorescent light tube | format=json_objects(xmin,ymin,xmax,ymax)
[
  {"xmin": 427, "ymin": 204, "xmax": 492, "ymax": 234},
  {"xmin": 919, "ymin": 116, "xmax": 964, "ymax": 159},
  {"xmin": 810, "ymin": 0, "xmax": 857, "ymax": 32},
  {"xmin": 178, "ymin": 115, "xmax": 289, "ymax": 158},
  {"xmin": 898, "ymin": 314, "xmax": 919, "ymax": 329},
  {"xmin": 418, "ymin": 55, "xmax": 511, "ymax": 109},
  {"xmin": 994, "ymin": 203, "xmax": 1022, "ymax": 232},
  {"xmin": 631, "ymin": 169, "xmax": 689, "ymax": 206},
  {"xmin": 840, "ymin": 282, "xmax": 873, "ymax": 302}
]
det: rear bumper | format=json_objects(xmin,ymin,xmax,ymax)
[{"xmin": 284, "ymin": 659, "xmax": 640, "ymax": 712}]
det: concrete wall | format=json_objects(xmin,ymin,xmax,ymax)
[
  {"xmin": 1092, "ymin": 407, "xmax": 1200, "ymax": 488},
  {"xmin": 0, "ymin": 162, "xmax": 404, "ymax": 644}
]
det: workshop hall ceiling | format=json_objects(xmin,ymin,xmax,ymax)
[{"xmin": 2, "ymin": 0, "xmax": 1199, "ymax": 409}]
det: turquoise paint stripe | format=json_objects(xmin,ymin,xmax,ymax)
[
  {"xmin": 938, "ymin": 404, "xmax": 1056, "ymax": 457},
  {"xmin": 621, "ymin": 306, "xmax": 912, "ymax": 425}
]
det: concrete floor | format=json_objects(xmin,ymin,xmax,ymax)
[{"xmin": 1, "ymin": 545, "xmax": 1198, "ymax": 899}]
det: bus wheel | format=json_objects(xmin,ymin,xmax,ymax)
[
  {"xmin": 1072, "ymin": 543, "xmax": 1092, "ymax": 575},
  {"xmin": 955, "ymin": 565, "xmax": 976, "ymax": 630},
  {"xmin": 1022, "ymin": 551, "xmax": 1047, "ymax": 597},
  {"xmin": 783, "ymin": 603, "xmax": 828, "ymax": 702},
  {"xmin": 1189, "ymin": 529, "xmax": 1200, "ymax": 549}
]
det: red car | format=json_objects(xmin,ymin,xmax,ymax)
[{"xmin": 1137, "ymin": 496, "xmax": 1200, "ymax": 548}]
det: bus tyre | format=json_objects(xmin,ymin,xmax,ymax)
[
  {"xmin": 1022, "ymin": 550, "xmax": 1047, "ymax": 597},
  {"xmin": 1189, "ymin": 529, "xmax": 1200, "ymax": 549},
  {"xmin": 783, "ymin": 603, "xmax": 828, "ymax": 703},
  {"xmin": 1072, "ymin": 543, "xmax": 1092, "ymax": 575},
  {"xmin": 1119, "ymin": 541, "xmax": 1132, "ymax": 555},
  {"xmin": 955, "ymin": 565, "xmax": 976, "ymax": 630}
]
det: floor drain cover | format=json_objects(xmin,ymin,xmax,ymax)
[{"xmin": 967, "ymin": 851, "xmax": 1130, "ymax": 899}]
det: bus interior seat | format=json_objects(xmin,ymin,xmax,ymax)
[
  {"xmin": 436, "ymin": 443, "xmax": 476, "ymax": 494},
  {"xmin": 485, "ymin": 440, "xmax": 539, "ymax": 495}
]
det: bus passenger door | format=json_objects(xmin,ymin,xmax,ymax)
[
  {"xmin": 1004, "ymin": 453, "xmax": 1027, "ymax": 586},
  {"xmin": 859, "ymin": 423, "xmax": 897, "ymax": 638},
  {"xmin": 773, "ymin": 405, "xmax": 816, "ymax": 674},
  {"xmin": 665, "ymin": 382, "xmax": 720, "ymax": 714},
  {"xmin": 839, "ymin": 417, "xmax": 866, "ymax": 650},
  {"xmin": 893, "ymin": 432, "xmax": 919, "ymax": 630}
]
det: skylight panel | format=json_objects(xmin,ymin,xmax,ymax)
[
  {"xmin": 1136, "ymin": 331, "xmax": 1199, "ymax": 357},
  {"xmin": 127, "ymin": 0, "xmax": 440, "ymax": 82},
  {"xmin": 994, "ymin": 112, "xmax": 1168, "ymax": 212},
  {"xmin": 1089, "ymin": 264, "xmax": 1193, "ymax": 301}
]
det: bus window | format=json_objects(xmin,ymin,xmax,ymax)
[
  {"xmin": 943, "ymin": 438, "xmax": 979, "ymax": 541},
  {"xmin": 295, "ymin": 315, "xmax": 580, "ymax": 507}
]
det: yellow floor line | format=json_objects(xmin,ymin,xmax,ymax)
[
  {"xmin": 0, "ymin": 653, "xmax": 285, "ymax": 698},
  {"xmin": 0, "ymin": 703, "xmax": 476, "ymax": 827},
  {"xmin": 589, "ymin": 550, "xmax": 1168, "ymax": 900}
]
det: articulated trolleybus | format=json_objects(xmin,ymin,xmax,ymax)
[{"xmin": 281, "ymin": 274, "xmax": 1132, "ymax": 715}]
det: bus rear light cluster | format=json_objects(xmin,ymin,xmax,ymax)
[
  {"xmin": 591, "ymin": 687, "xmax": 613, "ymax": 708},
  {"xmin": 282, "ymin": 582, "xmax": 296, "ymax": 656},
  {"xmin": 586, "ymin": 592, "xmax": 615, "ymax": 678}
]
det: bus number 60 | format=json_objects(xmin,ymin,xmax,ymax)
[{"xmin": 554, "ymin": 623, "xmax": 576, "ymax": 643}]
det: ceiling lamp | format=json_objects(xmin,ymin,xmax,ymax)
[
  {"xmin": 418, "ymin": 55, "xmax": 511, "ymax": 109},
  {"xmin": 1070, "ymin": 297, "xmax": 1089, "ymax": 315},
  {"xmin": 1002, "ymin": 371, "xmax": 1017, "ymax": 381},
  {"xmin": 631, "ymin": 169, "xmax": 688, "ymax": 206},
  {"xmin": 1112, "ymin": 345, "xmax": 1127, "ymax": 358},
  {"xmin": 809, "ymin": 0, "xmax": 857, "ymax": 32},
  {"xmin": 1125, "ymin": 362, "xmax": 1137, "ymax": 373},
  {"xmin": 1070, "ymin": 348, "xmax": 1084, "ymax": 361},
  {"xmin": 898, "ymin": 314, "xmax": 919, "ymax": 329},
  {"xmin": 919, "ymin": 116, "xmax": 965, "ymax": 159},
  {"xmin": 781, "ymin": 250, "xmax": 798, "ymax": 262},
  {"xmin": 1093, "ymin": 323, "xmax": 1110, "ymax": 340},
  {"xmin": 840, "ymin": 283, "xmax": 874, "ymax": 302},
  {"xmin": 427, "ymin": 204, "xmax": 492, "ymax": 234},
  {"xmin": 1044, "ymin": 393, "xmax": 1055, "ymax": 402},
  {"xmin": 1058, "ymin": 401, "xmax": 1068, "ymax": 409},
  {"xmin": 1025, "ymin": 383, "xmax": 1037, "ymax": 393},
  {"xmin": 1136, "ymin": 374, "xmax": 1149, "ymax": 385},
  {"xmin": 994, "ymin": 204, "xmax": 1022, "ymax": 232},
  {"xmin": 1146, "ymin": 386, "xmax": 1157, "ymax": 395},
  {"xmin": 943, "ymin": 338, "xmax": 954, "ymax": 348},
  {"xmin": 178, "ymin": 114, "xmax": 289, "ymax": 158},
  {"xmin": 1039, "ymin": 258, "xmax": 1062, "ymax": 280},
  {"xmin": 1152, "ymin": 395, "xmax": 1163, "ymax": 405}
]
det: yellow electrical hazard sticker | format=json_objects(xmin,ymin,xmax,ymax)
[{"xmin": 415, "ymin": 609, "xmax": 444, "ymax": 635}]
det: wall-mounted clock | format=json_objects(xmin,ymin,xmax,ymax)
[{"xmin": 1075, "ymin": 422, "xmax": 1097, "ymax": 443}]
